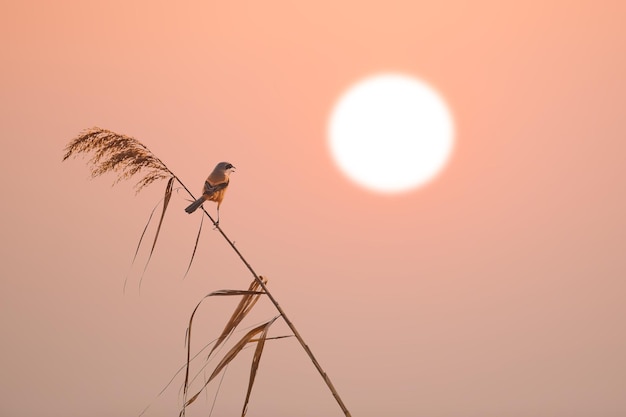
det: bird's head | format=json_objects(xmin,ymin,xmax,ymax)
[{"xmin": 216, "ymin": 161, "xmax": 236, "ymax": 175}]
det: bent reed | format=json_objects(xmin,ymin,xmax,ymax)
[{"xmin": 63, "ymin": 126, "xmax": 352, "ymax": 417}]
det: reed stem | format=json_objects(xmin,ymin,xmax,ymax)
[
  {"xmin": 173, "ymin": 176, "xmax": 352, "ymax": 417},
  {"xmin": 63, "ymin": 127, "xmax": 352, "ymax": 416}
]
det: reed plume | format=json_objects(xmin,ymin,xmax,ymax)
[{"xmin": 62, "ymin": 126, "xmax": 173, "ymax": 192}]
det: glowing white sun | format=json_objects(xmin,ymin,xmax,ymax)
[{"xmin": 328, "ymin": 73, "xmax": 455, "ymax": 193}]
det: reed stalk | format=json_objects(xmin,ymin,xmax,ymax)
[{"xmin": 63, "ymin": 127, "xmax": 352, "ymax": 417}]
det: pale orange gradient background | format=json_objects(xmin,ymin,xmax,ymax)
[{"xmin": 2, "ymin": 1, "xmax": 626, "ymax": 416}]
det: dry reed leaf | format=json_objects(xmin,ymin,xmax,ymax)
[
  {"xmin": 241, "ymin": 316, "xmax": 277, "ymax": 417},
  {"xmin": 208, "ymin": 277, "xmax": 269, "ymax": 358},
  {"xmin": 123, "ymin": 193, "xmax": 166, "ymax": 293},
  {"xmin": 138, "ymin": 176, "xmax": 174, "ymax": 291},
  {"xmin": 183, "ymin": 214, "xmax": 204, "ymax": 279},
  {"xmin": 183, "ymin": 284, "xmax": 267, "ymax": 401},
  {"xmin": 131, "ymin": 201, "xmax": 160, "ymax": 265},
  {"xmin": 181, "ymin": 317, "xmax": 278, "ymax": 417},
  {"xmin": 63, "ymin": 126, "xmax": 172, "ymax": 192},
  {"xmin": 148, "ymin": 177, "xmax": 174, "ymax": 260}
]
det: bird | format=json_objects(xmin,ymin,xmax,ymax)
[{"xmin": 184, "ymin": 162, "xmax": 235, "ymax": 225}]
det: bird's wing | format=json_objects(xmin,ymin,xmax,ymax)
[{"xmin": 204, "ymin": 179, "xmax": 229, "ymax": 195}]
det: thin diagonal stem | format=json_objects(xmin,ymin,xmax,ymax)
[{"xmin": 172, "ymin": 176, "xmax": 352, "ymax": 417}]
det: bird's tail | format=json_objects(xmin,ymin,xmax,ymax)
[{"xmin": 185, "ymin": 197, "xmax": 205, "ymax": 214}]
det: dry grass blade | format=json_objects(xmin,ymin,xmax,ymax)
[
  {"xmin": 138, "ymin": 176, "xmax": 174, "ymax": 291},
  {"xmin": 241, "ymin": 316, "xmax": 277, "ymax": 417},
  {"xmin": 137, "ymin": 330, "xmax": 292, "ymax": 417},
  {"xmin": 131, "ymin": 195, "xmax": 166, "ymax": 265},
  {"xmin": 208, "ymin": 277, "xmax": 269, "ymax": 358},
  {"xmin": 63, "ymin": 126, "xmax": 172, "ymax": 192},
  {"xmin": 180, "ymin": 317, "xmax": 279, "ymax": 417},
  {"xmin": 183, "ymin": 214, "xmax": 204, "ymax": 279},
  {"xmin": 123, "ymin": 194, "xmax": 166, "ymax": 293},
  {"xmin": 183, "ymin": 285, "xmax": 267, "ymax": 403}
]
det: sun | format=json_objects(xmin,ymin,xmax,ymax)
[{"xmin": 327, "ymin": 73, "xmax": 455, "ymax": 193}]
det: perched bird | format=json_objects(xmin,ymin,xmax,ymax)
[{"xmin": 184, "ymin": 162, "xmax": 235, "ymax": 225}]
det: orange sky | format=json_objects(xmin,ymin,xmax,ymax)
[{"xmin": 2, "ymin": 1, "xmax": 626, "ymax": 416}]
